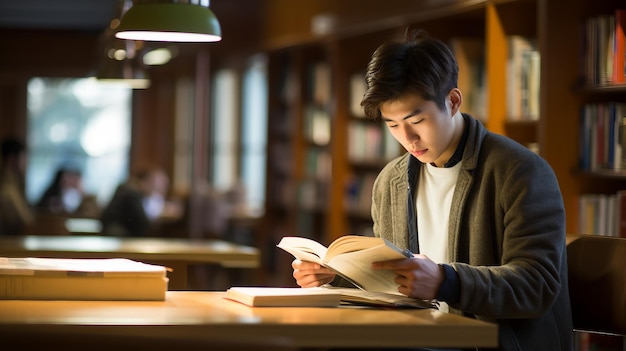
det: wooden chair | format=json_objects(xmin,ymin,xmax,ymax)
[{"xmin": 567, "ymin": 234, "xmax": 626, "ymax": 336}]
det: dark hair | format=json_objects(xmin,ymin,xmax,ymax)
[
  {"xmin": 36, "ymin": 168, "xmax": 76, "ymax": 209},
  {"xmin": 1, "ymin": 137, "xmax": 25, "ymax": 161},
  {"xmin": 360, "ymin": 29, "xmax": 458, "ymax": 120}
]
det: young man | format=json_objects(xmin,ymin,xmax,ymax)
[{"xmin": 291, "ymin": 30, "xmax": 573, "ymax": 350}]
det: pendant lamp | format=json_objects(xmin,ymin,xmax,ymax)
[
  {"xmin": 115, "ymin": 0, "xmax": 222, "ymax": 43},
  {"xmin": 95, "ymin": 57, "xmax": 151, "ymax": 89},
  {"xmin": 94, "ymin": 33, "xmax": 151, "ymax": 89}
]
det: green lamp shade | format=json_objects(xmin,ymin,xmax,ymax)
[{"xmin": 115, "ymin": 3, "xmax": 222, "ymax": 42}]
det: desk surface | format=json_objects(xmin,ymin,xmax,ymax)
[
  {"xmin": 0, "ymin": 291, "xmax": 498, "ymax": 349},
  {"xmin": 0, "ymin": 235, "xmax": 259, "ymax": 268}
]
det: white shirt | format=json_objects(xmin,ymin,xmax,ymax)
[
  {"xmin": 416, "ymin": 162, "xmax": 461, "ymax": 264},
  {"xmin": 416, "ymin": 162, "xmax": 461, "ymax": 313}
]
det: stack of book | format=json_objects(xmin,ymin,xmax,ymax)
[{"xmin": 0, "ymin": 257, "xmax": 169, "ymax": 301}]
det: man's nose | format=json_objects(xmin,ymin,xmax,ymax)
[{"xmin": 400, "ymin": 125, "xmax": 419, "ymax": 142}]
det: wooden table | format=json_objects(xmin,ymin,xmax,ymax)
[
  {"xmin": 0, "ymin": 291, "xmax": 498, "ymax": 350},
  {"xmin": 0, "ymin": 235, "xmax": 260, "ymax": 289}
]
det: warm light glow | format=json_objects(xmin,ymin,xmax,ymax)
[
  {"xmin": 113, "ymin": 49, "xmax": 127, "ymax": 60},
  {"xmin": 110, "ymin": 18, "xmax": 121, "ymax": 30},
  {"xmin": 143, "ymin": 48, "xmax": 173, "ymax": 65},
  {"xmin": 65, "ymin": 218, "xmax": 102, "ymax": 233},
  {"xmin": 97, "ymin": 78, "xmax": 151, "ymax": 90},
  {"xmin": 116, "ymin": 31, "xmax": 221, "ymax": 43},
  {"xmin": 24, "ymin": 236, "xmax": 120, "ymax": 251}
]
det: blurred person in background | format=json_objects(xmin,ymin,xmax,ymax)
[
  {"xmin": 100, "ymin": 168, "xmax": 182, "ymax": 236},
  {"xmin": 0, "ymin": 137, "xmax": 33, "ymax": 235},
  {"xmin": 36, "ymin": 167, "xmax": 99, "ymax": 218}
]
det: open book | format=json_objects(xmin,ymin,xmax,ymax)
[{"xmin": 277, "ymin": 235, "xmax": 413, "ymax": 295}]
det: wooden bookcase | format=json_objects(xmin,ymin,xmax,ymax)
[{"xmin": 549, "ymin": 1, "xmax": 626, "ymax": 348}]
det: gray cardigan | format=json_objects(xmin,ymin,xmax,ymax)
[{"xmin": 371, "ymin": 115, "xmax": 573, "ymax": 351}]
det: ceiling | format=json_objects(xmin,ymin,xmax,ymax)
[
  {"xmin": 0, "ymin": 0, "xmax": 264, "ymax": 64},
  {"xmin": 0, "ymin": 0, "xmax": 262, "ymax": 33},
  {"xmin": 0, "ymin": 0, "xmax": 118, "ymax": 31}
]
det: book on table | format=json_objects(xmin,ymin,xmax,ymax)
[
  {"xmin": 0, "ymin": 257, "xmax": 169, "ymax": 301},
  {"xmin": 224, "ymin": 286, "xmax": 341, "ymax": 307},
  {"xmin": 224, "ymin": 286, "xmax": 436, "ymax": 309}
]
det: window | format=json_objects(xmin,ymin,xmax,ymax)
[
  {"xmin": 26, "ymin": 77, "xmax": 132, "ymax": 209},
  {"xmin": 210, "ymin": 55, "xmax": 268, "ymax": 217},
  {"xmin": 240, "ymin": 55, "xmax": 268, "ymax": 216},
  {"xmin": 211, "ymin": 69, "xmax": 239, "ymax": 192}
]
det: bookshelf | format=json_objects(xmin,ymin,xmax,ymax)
[
  {"xmin": 263, "ymin": 48, "xmax": 297, "ymax": 285},
  {"xmin": 545, "ymin": 0, "xmax": 626, "ymax": 349},
  {"xmin": 484, "ymin": 0, "xmax": 539, "ymax": 146},
  {"xmin": 332, "ymin": 32, "xmax": 405, "ymax": 238}
]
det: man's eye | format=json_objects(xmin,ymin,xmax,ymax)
[
  {"xmin": 387, "ymin": 124, "xmax": 398, "ymax": 129},
  {"xmin": 411, "ymin": 118, "xmax": 424, "ymax": 125}
]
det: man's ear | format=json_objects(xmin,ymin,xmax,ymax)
[{"xmin": 447, "ymin": 88, "xmax": 462, "ymax": 115}]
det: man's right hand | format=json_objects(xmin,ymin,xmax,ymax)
[{"xmin": 291, "ymin": 259, "xmax": 336, "ymax": 287}]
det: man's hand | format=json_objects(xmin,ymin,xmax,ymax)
[
  {"xmin": 372, "ymin": 254, "xmax": 444, "ymax": 300},
  {"xmin": 292, "ymin": 259, "xmax": 336, "ymax": 288}
]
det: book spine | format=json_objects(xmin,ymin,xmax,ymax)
[{"xmin": 612, "ymin": 9, "xmax": 625, "ymax": 83}]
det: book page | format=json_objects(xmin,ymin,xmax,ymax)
[
  {"xmin": 326, "ymin": 287, "xmax": 436, "ymax": 309},
  {"xmin": 325, "ymin": 246, "xmax": 408, "ymax": 294},
  {"xmin": 276, "ymin": 237, "xmax": 328, "ymax": 266},
  {"xmin": 325, "ymin": 236, "xmax": 406, "ymax": 260}
]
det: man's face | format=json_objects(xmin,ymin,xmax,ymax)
[{"xmin": 380, "ymin": 91, "xmax": 458, "ymax": 167}]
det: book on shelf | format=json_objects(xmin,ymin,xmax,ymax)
[
  {"xmin": 613, "ymin": 9, "xmax": 626, "ymax": 83},
  {"xmin": 349, "ymin": 72, "xmax": 367, "ymax": 118},
  {"xmin": 577, "ymin": 191, "xmax": 626, "ymax": 238},
  {"xmin": 224, "ymin": 286, "xmax": 435, "ymax": 309},
  {"xmin": 277, "ymin": 235, "xmax": 412, "ymax": 295},
  {"xmin": 585, "ymin": 15, "xmax": 613, "ymax": 85},
  {"xmin": 450, "ymin": 37, "xmax": 486, "ymax": 121},
  {"xmin": 347, "ymin": 122, "xmax": 383, "ymax": 163},
  {"xmin": 344, "ymin": 173, "xmax": 377, "ymax": 216},
  {"xmin": 305, "ymin": 105, "xmax": 331, "ymax": 145},
  {"xmin": 616, "ymin": 190, "xmax": 626, "ymax": 238},
  {"xmin": 603, "ymin": 102, "xmax": 626, "ymax": 170},
  {"xmin": 0, "ymin": 257, "xmax": 169, "ymax": 301},
  {"xmin": 584, "ymin": 11, "xmax": 626, "ymax": 85},
  {"xmin": 311, "ymin": 62, "xmax": 331, "ymax": 105},
  {"xmin": 579, "ymin": 102, "xmax": 626, "ymax": 171},
  {"xmin": 506, "ymin": 35, "xmax": 539, "ymax": 120}
]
